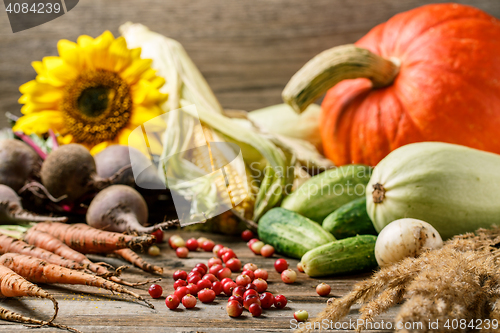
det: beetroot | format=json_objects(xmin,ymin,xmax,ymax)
[
  {"xmin": 94, "ymin": 145, "xmax": 163, "ymax": 189},
  {"xmin": 0, "ymin": 139, "xmax": 41, "ymax": 192},
  {"xmin": 0, "ymin": 184, "xmax": 67, "ymax": 223},
  {"xmin": 40, "ymin": 144, "xmax": 109, "ymax": 202},
  {"xmin": 86, "ymin": 185, "xmax": 178, "ymax": 234}
]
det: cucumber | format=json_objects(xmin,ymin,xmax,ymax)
[
  {"xmin": 322, "ymin": 197, "xmax": 377, "ymax": 239},
  {"xmin": 301, "ymin": 235, "xmax": 377, "ymax": 277},
  {"xmin": 258, "ymin": 208, "xmax": 336, "ymax": 259},
  {"xmin": 281, "ymin": 164, "xmax": 372, "ymax": 222}
]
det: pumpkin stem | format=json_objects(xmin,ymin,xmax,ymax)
[
  {"xmin": 282, "ymin": 44, "xmax": 400, "ymax": 113},
  {"xmin": 372, "ymin": 183, "xmax": 386, "ymax": 204}
]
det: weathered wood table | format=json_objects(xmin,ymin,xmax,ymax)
[{"xmin": 0, "ymin": 230, "xmax": 396, "ymax": 333}]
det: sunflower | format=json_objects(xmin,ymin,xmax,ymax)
[{"xmin": 13, "ymin": 31, "xmax": 168, "ymax": 155}]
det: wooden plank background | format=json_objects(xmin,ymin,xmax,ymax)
[{"xmin": 1, "ymin": 0, "xmax": 500, "ymax": 129}]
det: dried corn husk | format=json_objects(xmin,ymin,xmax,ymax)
[{"xmin": 120, "ymin": 23, "xmax": 293, "ymax": 224}]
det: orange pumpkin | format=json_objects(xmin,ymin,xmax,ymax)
[{"xmin": 283, "ymin": 4, "xmax": 500, "ymax": 166}]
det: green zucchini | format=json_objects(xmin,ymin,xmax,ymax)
[
  {"xmin": 300, "ymin": 235, "xmax": 377, "ymax": 277},
  {"xmin": 322, "ymin": 197, "xmax": 377, "ymax": 239},
  {"xmin": 258, "ymin": 207, "xmax": 336, "ymax": 259},
  {"xmin": 281, "ymin": 164, "xmax": 372, "ymax": 222}
]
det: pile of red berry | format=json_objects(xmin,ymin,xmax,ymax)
[
  {"xmin": 226, "ymin": 262, "xmax": 288, "ymax": 318},
  {"xmin": 169, "ymin": 235, "xmax": 216, "ymax": 258},
  {"xmin": 243, "ymin": 230, "xmax": 275, "ymax": 258}
]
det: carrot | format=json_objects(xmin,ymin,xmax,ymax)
[
  {"xmin": 24, "ymin": 229, "xmax": 159, "ymax": 287},
  {"xmin": 0, "ymin": 265, "xmax": 58, "ymax": 322},
  {"xmin": 0, "ymin": 234, "xmax": 84, "ymax": 271},
  {"xmin": 0, "ymin": 253, "xmax": 154, "ymax": 309},
  {"xmin": 114, "ymin": 249, "xmax": 163, "ymax": 275},
  {"xmin": 31, "ymin": 222, "xmax": 155, "ymax": 254},
  {"xmin": 0, "ymin": 306, "xmax": 81, "ymax": 333}
]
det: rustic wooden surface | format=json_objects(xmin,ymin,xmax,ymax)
[
  {"xmin": 0, "ymin": 230, "xmax": 397, "ymax": 333},
  {"xmin": 1, "ymin": 0, "xmax": 500, "ymax": 128}
]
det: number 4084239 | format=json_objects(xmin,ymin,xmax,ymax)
[{"xmin": 6, "ymin": 2, "xmax": 61, "ymax": 14}]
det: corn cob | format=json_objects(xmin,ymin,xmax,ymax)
[{"xmin": 188, "ymin": 123, "xmax": 255, "ymax": 233}]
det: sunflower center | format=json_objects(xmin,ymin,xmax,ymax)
[
  {"xmin": 77, "ymin": 86, "xmax": 112, "ymax": 118},
  {"xmin": 61, "ymin": 70, "xmax": 132, "ymax": 145}
]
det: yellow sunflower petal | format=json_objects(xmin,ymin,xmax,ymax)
[
  {"xmin": 108, "ymin": 37, "xmax": 133, "ymax": 72},
  {"xmin": 76, "ymin": 35, "xmax": 94, "ymax": 48},
  {"xmin": 20, "ymin": 81, "xmax": 63, "ymax": 104},
  {"xmin": 89, "ymin": 141, "xmax": 112, "ymax": 155},
  {"xmin": 121, "ymin": 59, "xmax": 153, "ymax": 85},
  {"xmin": 42, "ymin": 56, "xmax": 79, "ymax": 87},
  {"xmin": 129, "ymin": 105, "xmax": 162, "ymax": 127},
  {"xmin": 13, "ymin": 111, "xmax": 65, "ymax": 135},
  {"xmin": 60, "ymin": 134, "xmax": 74, "ymax": 145},
  {"xmin": 57, "ymin": 39, "xmax": 82, "ymax": 69},
  {"xmin": 20, "ymin": 101, "xmax": 59, "ymax": 114},
  {"xmin": 121, "ymin": 126, "xmax": 163, "ymax": 156}
]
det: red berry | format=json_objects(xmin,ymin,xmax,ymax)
[
  {"xmin": 165, "ymin": 294, "xmax": 180, "ymax": 310},
  {"xmin": 294, "ymin": 310, "xmax": 309, "ymax": 322},
  {"xmin": 243, "ymin": 294, "xmax": 261, "ymax": 310},
  {"xmin": 235, "ymin": 274, "xmax": 252, "ymax": 287},
  {"xmin": 297, "ymin": 262, "xmax": 304, "ymax": 273},
  {"xmin": 218, "ymin": 267, "xmax": 232, "ymax": 280},
  {"xmin": 247, "ymin": 238, "xmax": 259, "ymax": 248},
  {"xmin": 182, "ymin": 294, "xmax": 197, "ymax": 309},
  {"xmin": 173, "ymin": 270, "xmax": 187, "ymax": 281},
  {"xmin": 254, "ymin": 269, "xmax": 268, "ymax": 281},
  {"xmin": 186, "ymin": 238, "xmax": 199, "ymax": 251},
  {"xmin": 223, "ymin": 281, "xmax": 237, "ymax": 296},
  {"xmin": 213, "ymin": 244, "xmax": 224, "ymax": 256},
  {"xmin": 209, "ymin": 264, "xmax": 223, "ymax": 276},
  {"xmin": 148, "ymin": 284, "xmax": 163, "ymax": 298},
  {"xmin": 197, "ymin": 279, "xmax": 212, "ymax": 290},
  {"xmin": 174, "ymin": 286, "xmax": 188, "ymax": 300},
  {"xmin": 187, "ymin": 274, "xmax": 201, "ymax": 285},
  {"xmin": 260, "ymin": 244, "xmax": 275, "ymax": 257},
  {"xmin": 202, "ymin": 273, "xmax": 218, "ymax": 283},
  {"xmin": 191, "ymin": 267, "xmax": 205, "ymax": 277},
  {"xmin": 197, "ymin": 237, "xmax": 208, "ymax": 245},
  {"xmin": 232, "ymin": 286, "xmax": 246, "ymax": 297},
  {"xmin": 253, "ymin": 278, "xmax": 268, "ymax": 293},
  {"xmin": 151, "ymin": 229, "xmax": 164, "ymax": 243},
  {"xmin": 220, "ymin": 277, "xmax": 233, "ymax": 286},
  {"xmin": 227, "ymin": 300, "xmax": 243, "ymax": 317},
  {"xmin": 198, "ymin": 288, "xmax": 216, "ymax": 303},
  {"xmin": 242, "ymin": 270, "xmax": 254, "ymax": 280},
  {"xmin": 281, "ymin": 269, "xmax": 297, "ymax": 284},
  {"xmin": 217, "ymin": 247, "xmax": 230, "ymax": 259},
  {"xmin": 176, "ymin": 247, "xmax": 189, "ymax": 258},
  {"xmin": 250, "ymin": 241, "xmax": 265, "ymax": 255},
  {"xmin": 202, "ymin": 240, "xmax": 215, "ymax": 252},
  {"xmin": 222, "ymin": 250, "xmax": 236, "ymax": 263},
  {"xmin": 243, "ymin": 263, "xmax": 258, "ymax": 272},
  {"xmin": 195, "ymin": 263, "xmax": 208, "ymax": 274},
  {"xmin": 274, "ymin": 294, "xmax": 287, "ymax": 309},
  {"xmin": 225, "ymin": 258, "xmax": 241, "ymax": 272},
  {"xmin": 173, "ymin": 279, "xmax": 187, "ymax": 290},
  {"xmin": 212, "ymin": 281, "xmax": 223, "ymax": 295},
  {"xmin": 228, "ymin": 295, "xmax": 243, "ymax": 305},
  {"xmin": 274, "ymin": 259, "xmax": 289, "ymax": 273},
  {"xmin": 316, "ymin": 283, "xmax": 331, "ymax": 297},
  {"xmin": 245, "ymin": 283, "xmax": 257, "ymax": 292},
  {"xmin": 208, "ymin": 257, "xmax": 222, "ymax": 268},
  {"xmin": 186, "ymin": 283, "xmax": 199, "ymax": 296},
  {"xmin": 169, "ymin": 235, "xmax": 185, "ymax": 249},
  {"xmin": 243, "ymin": 289, "xmax": 258, "ymax": 298},
  {"xmin": 259, "ymin": 292, "xmax": 274, "ymax": 309},
  {"xmin": 249, "ymin": 303, "xmax": 262, "ymax": 317},
  {"xmin": 241, "ymin": 230, "xmax": 254, "ymax": 242}
]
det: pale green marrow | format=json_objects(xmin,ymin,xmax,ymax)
[{"xmin": 367, "ymin": 142, "xmax": 500, "ymax": 239}]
